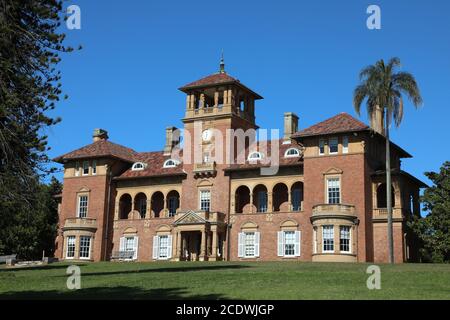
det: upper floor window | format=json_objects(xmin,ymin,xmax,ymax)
[
  {"xmin": 163, "ymin": 159, "xmax": 179, "ymax": 168},
  {"xmin": 82, "ymin": 161, "xmax": 89, "ymax": 175},
  {"xmin": 92, "ymin": 160, "xmax": 97, "ymax": 175},
  {"xmin": 257, "ymin": 191, "xmax": 268, "ymax": 213},
  {"xmin": 248, "ymin": 151, "xmax": 263, "ymax": 161},
  {"xmin": 342, "ymin": 136, "xmax": 349, "ymax": 154},
  {"xmin": 284, "ymin": 148, "xmax": 300, "ymax": 158},
  {"xmin": 132, "ymin": 162, "xmax": 147, "ymax": 171},
  {"xmin": 329, "ymin": 137, "xmax": 338, "ymax": 154},
  {"xmin": 319, "ymin": 139, "xmax": 325, "ymax": 155},
  {"xmin": 77, "ymin": 195, "xmax": 88, "ymax": 218},
  {"xmin": 199, "ymin": 190, "xmax": 211, "ymax": 212},
  {"xmin": 327, "ymin": 177, "xmax": 341, "ymax": 204}
]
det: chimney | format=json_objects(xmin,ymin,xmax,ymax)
[
  {"xmin": 283, "ymin": 112, "xmax": 299, "ymax": 140},
  {"xmin": 93, "ymin": 128, "xmax": 108, "ymax": 142},
  {"xmin": 369, "ymin": 105, "xmax": 385, "ymax": 135},
  {"xmin": 163, "ymin": 126, "xmax": 180, "ymax": 156}
]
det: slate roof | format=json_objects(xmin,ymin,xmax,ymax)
[
  {"xmin": 53, "ymin": 140, "xmax": 139, "ymax": 163},
  {"xmin": 292, "ymin": 112, "xmax": 369, "ymax": 138}
]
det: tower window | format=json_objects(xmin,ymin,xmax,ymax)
[{"xmin": 329, "ymin": 137, "xmax": 338, "ymax": 154}]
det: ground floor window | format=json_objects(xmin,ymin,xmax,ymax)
[
  {"xmin": 339, "ymin": 226, "xmax": 351, "ymax": 253},
  {"xmin": 278, "ymin": 231, "xmax": 301, "ymax": 257},
  {"xmin": 238, "ymin": 232, "xmax": 260, "ymax": 258},
  {"xmin": 322, "ymin": 225, "xmax": 334, "ymax": 253},
  {"xmin": 79, "ymin": 236, "xmax": 91, "ymax": 259},
  {"xmin": 153, "ymin": 235, "xmax": 172, "ymax": 260},
  {"xmin": 66, "ymin": 236, "xmax": 76, "ymax": 259}
]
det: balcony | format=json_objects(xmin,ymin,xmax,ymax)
[
  {"xmin": 311, "ymin": 204, "xmax": 357, "ymax": 222},
  {"xmin": 193, "ymin": 162, "xmax": 217, "ymax": 178},
  {"xmin": 63, "ymin": 217, "xmax": 97, "ymax": 231},
  {"xmin": 373, "ymin": 207, "xmax": 404, "ymax": 220}
]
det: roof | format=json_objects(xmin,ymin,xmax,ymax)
[
  {"xmin": 225, "ymin": 139, "xmax": 303, "ymax": 172},
  {"xmin": 179, "ymin": 72, "xmax": 263, "ymax": 99},
  {"xmin": 372, "ymin": 169, "xmax": 428, "ymax": 188},
  {"xmin": 53, "ymin": 140, "xmax": 138, "ymax": 163},
  {"xmin": 115, "ymin": 151, "xmax": 185, "ymax": 180},
  {"xmin": 292, "ymin": 112, "xmax": 369, "ymax": 138}
]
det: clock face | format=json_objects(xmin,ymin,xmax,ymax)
[{"xmin": 202, "ymin": 129, "xmax": 212, "ymax": 141}]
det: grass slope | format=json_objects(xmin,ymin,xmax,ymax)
[{"xmin": 0, "ymin": 262, "xmax": 449, "ymax": 299}]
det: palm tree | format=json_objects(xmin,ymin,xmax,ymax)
[{"xmin": 353, "ymin": 57, "xmax": 422, "ymax": 264}]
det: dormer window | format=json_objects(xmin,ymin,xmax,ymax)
[
  {"xmin": 248, "ymin": 151, "xmax": 263, "ymax": 161},
  {"xmin": 163, "ymin": 159, "xmax": 179, "ymax": 168},
  {"xmin": 131, "ymin": 162, "xmax": 147, "ymax": 171},
  {"xmin": 284, "ymin": 148, "xmax": 300, "ymax": 158}
]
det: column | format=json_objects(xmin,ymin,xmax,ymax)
[
  {"xmin": 214, "ymin": 91, "xmax": 219, "ymax": 107},
  {"xmin": 163, "ymin": 196, "xmax": 168, "ymax": 218},
  {"xmin": 267, "ymin": 192, "xmax": 273, "ymax": 213},
  {"xmin": 200, "ymin": 228, "xmax": 207, "ymax": 261},
  {"xmin": 146, "ymin": 199, "xmax": 151, "ymax": 219},
  {"xmin": 176, "ymin": 231, "xmax": 182, "ymax": 261},
  {"xmin": 288, "ymin": 188, "xmax": 292, "ymax": 211},
  {"xmin": 114, "ymin": 202, "xmax": 120, "ymax": 220},
  {"xmin": 210, "ymin": 226, "xmax": 218, "ymax": 261},
  {"xmin": 249, "ymin": 193, "xmax": 254, "ymax": 213}
]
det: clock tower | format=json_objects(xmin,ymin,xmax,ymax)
[{"xmin": 177, "ymin": 57, "xmax": 263, "ymax": 215}]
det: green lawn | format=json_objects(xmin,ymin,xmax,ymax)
[{"xmin": 0, "ymin": 261, "xmax": 449, "ymax": 299}]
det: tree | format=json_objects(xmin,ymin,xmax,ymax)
[
  {"xmin": 409, "ymin": 162, "xmax": 450, "ymax": 263},
  {"xmin": 0, "ymin": 1, "xmax": 75, "ymax": 258},
  {"xmin": 353, "ymin": 57, "xmax": 423, "ymax": 263}
]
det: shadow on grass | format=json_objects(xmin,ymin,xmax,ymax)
[
  {"xmin": 0, "ymin": 263, "xmax": 88, "ymax": 272},
  {"xmin": 76, "ymin": 264, "xmax": 251, "ymax": 277},
  {"xmin": 0, "ymin": 286, "xmax": 227, "ymax": 300}
]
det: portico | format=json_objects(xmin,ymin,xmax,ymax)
[{"xmin": 172, "ymin": 211, "xmax": 226, "ymax": 261}]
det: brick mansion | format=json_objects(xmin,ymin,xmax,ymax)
[{"xmin": 54, "ymin": 60, "xmax": 426, "ymax": 263}]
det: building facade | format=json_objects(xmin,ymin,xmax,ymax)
[{"xmin": 54, "ymin": 63, "xmax": 426, "ymax": 263}]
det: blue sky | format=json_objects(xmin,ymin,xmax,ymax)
[{"xmin": 48, "ymin": 0, "xmax": 450, "ymax": 185}]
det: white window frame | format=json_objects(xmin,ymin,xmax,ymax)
[
  {"xmin": 66, "ymin": 236, "xmax": 76, "ymax": 259},
  {"xmin": 284, "ymin": 148, "xmax": 300, "ymax": 158},
  {"xmin": 339, "ymin": 226, "xmax": 351, "ymax": 253},
  {"xmin": 92, "ymin": 160, "xmax": 97, "ymax": 175},
  {"xmin": 79, "ymin": 236, "xmax": 91, "ymax": 260},
  {"xmin": 329, "ymin": 137, "xmax": 338, "ymax": 154},
  {"xmin": 199, "ymin": 190, "xmax": 211, "ymax": 212},
  {"xmin": 77, "ymin": 195, "xmax": 88, "ymax": 218},
  {"xmin": 313, "ymin": 227, "xmax": 318, "ymax": 254},
  {"xmin": 82, "ymin": 161, "xmax": 89, "ymax": 175},
  {"xmin": 247, "ymin": 151, "xmax": 263, "ymax": 161},
  {"xmin": 322, "ymin": 225, "xmax": 335, "ymax": 253},
  {"xmin": 278, "ymin": 231, "xmax": 300, "ymax": 257},
  {"xmin": 326, "ymin": 177, "xmax": 341, "ymax": 204},
  {"xmin": 153, "ymin": 235, "xmax": 172, "ymax": 260},
  {"xmin": 319, "ymin": 139, "xmax": 325, "ymax": 155},
  {"xmin": 342, "ymin": 136, "xmax": 349, "ymax": 154},
  {"xmin": 132, "ymin": 162, "xmax": 147, "ymax": 171},
  {"xmin": 239, "ymin": 232, "xmax": 260, "ymax": 258},
  {"xmin": 163, "ymin": 159, "xmax": 180, "ymax": 168}
]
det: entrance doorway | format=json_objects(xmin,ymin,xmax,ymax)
[{"xmin": 182, "ymin": 231, "xmax": 201, "ymax": 261}]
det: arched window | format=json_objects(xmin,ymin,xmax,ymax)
[
  {"xmin": 163, "ymin": 159, "xmax": 179, "ymax": 168},
  {"xmin": 131, "ymin": 162, "xmax": 146, "ymax": 171},
  {"xmin": 248, "ymin": 151, "xmax": 263, "ymax": 161},
  {"xmin": 284, "ymin": 148, "xmax": 300, "ymax": 158},
  {"xmin": 376, "ymin": 183, "xmax": 395, "ymax": 208},
  {"xmin": 134, "ymin": 193, "xmax": 147, "ymax": 219},
  {"xmin": 119, "ymin": 194, "xmax": 132, "ymax": 219},
  {"xmin": 253, "ymin": 184, "xmax": 268, "ymax": 213},
  {"xmin": 235, "ymin": 185, "xmax": 250, "ymax": 213},
  {"xmin": 166, "ymin": 190, "xmax": 180, "ymax": 217}
]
